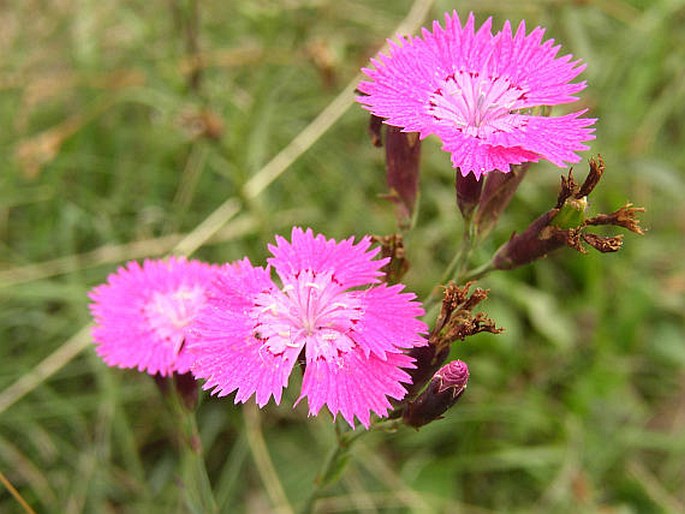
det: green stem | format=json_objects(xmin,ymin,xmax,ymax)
[
  {"xmin": 424, "ymin": 215, "xmax": 478, "ymax": 312},
  {"xmin": 243, "ymin": 405, "xmax": 293, "ymax": 514},
  {"xmin": 454, "ymin": 215, "xmax": 478, "ymax": 282},
  {"xmin": 169, "ymin": 391, "xmax": 218, "ymax": 514},
  {"xmin": 298, "ymin": 419, "xmax": 402, "ymax": 514},
  {"xmin": 460, "ymin": 260, "xmax": 497, "ymax": 283}
]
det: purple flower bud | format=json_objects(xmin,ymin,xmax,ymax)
[
  {"xmin": 384, "ymin": 126, "xmax": 421, "ymax": 230},
  {"xmin": 474, "ymin": 163, "xmax": 529, "ymax": 238},
  {"xmin": 403, "ymin": 360, "xmax": 470, "ymax": 428},
  {"xmin": 368, "ymin": 114, "xmax": 384, "ymax": 148},
  {"xmin": 455, "ymin": 170, "xmax": 483, "ymax": 220},
  {"xmin": 153, "ymin": 371, "xmax": 200, "ymax": 412},
  {"xmin": 403, "ymin": 344, "xmax": 451, "ymax": 401},
  {"xmin": 174, "ymin": 371, "xmax": 200, "ymax": 412}
]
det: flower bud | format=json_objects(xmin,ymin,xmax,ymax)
[
  {"xmin": 153, "ymin": 371, "xmax": 200, "ymax": 411},
  {"xmin": 474, "ymin": 163, "xmax": 529, "ymax": 238},
  {"xmin": 174, "ymin": 371, "xmax": 200, "ymax": 412},
  {"xmin": 368, "ymin": 114, "xmax": 384, "ymax": 148},
  {"xmin": 403, "ymin": 360, "xmax": 469, "ymax": 428},
  {"xmin": 383, "ymin": 126, "xmax": 421, "ymax": 230},
  {"xmin": 403, "ymin": 344, "xmax": 451, "ymax": 401},
  {"xmin": 455, "ymin": 170, "xmax": 483, "ymax": 220}
]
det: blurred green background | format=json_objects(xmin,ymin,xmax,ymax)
[{"xmin": 1, "ymin": 0, "xmax": 684, "ymax": 512}]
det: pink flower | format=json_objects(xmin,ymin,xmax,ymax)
[
  {"xmin": 187, "ymin": 227, "xmax": 427, "ymax": 428},
  {"xmin": 89, "ymin": 257, "xmax": 218, "ymax": 376},
  {"xmin": 358, "ymin": 11, "xmax": 596, "ymax": 179}
]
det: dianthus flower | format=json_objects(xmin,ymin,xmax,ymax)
[
  {"xmin": 89, "ymin": 257, "xmax": 218, "ymax": 376},
  {"xmin": 358, "ymin": 11, "xmax": 595, "ymax": 179},
  {"xmin": 187, "ymin": 227, "xmax": 427, "ymax": 428}
]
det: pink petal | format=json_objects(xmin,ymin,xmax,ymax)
[
  {"xmin": 267, "ymin": 227, "xmax": 388, "ymax": 288},
  {"xmin": 187, "ymin": 259, "xmax": 298, "ymax": 406},
  {"xmin": 298, "ymin": 349, "xmax": 416, "ymax": 428},
  {"xmin": 488, "ymin": 110, "xmax": 596, "ymax": 167},
  {"xmin": 433, "ymin": 127, "xmax": 539, "ymax": 178},
  {"xmin": 492, "ymin": 22, "xmax": 587, "ymax": 105},
  {"xmin": 351, "ymin": 284, "xmax": 428, "ymax": 359}
]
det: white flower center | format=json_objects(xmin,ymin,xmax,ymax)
[
  {"xmin": 252, "ymin": 270, "xmax": 363, "ymax": 363},
  {"xmin": 143, "ymin": 285, "xmax": 206, "ymax": 355},
  {"xmin": 428, "ymin": 71, "xmax": 527, "ymax": 138}
]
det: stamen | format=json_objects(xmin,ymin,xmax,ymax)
[
  {"xmin": 259, "ymin": 303, "xmax": 279, "ymax": 315},
  {"xmin": 428, "ymin": 71, "xmax": 526, "ymax": 139}
]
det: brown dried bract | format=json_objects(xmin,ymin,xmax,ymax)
[
  {"xmin": 582, "ymin": 233, "xmax": 624, "ymax": 253},
  {"xmin": 538, "ymin": 225, "xmax": 586, "ymax": 254},
  {"xmin": 372, "ymin": 234, "xmax": 410, "ymax": 284},
  {"xmin": 576, "ymin": 155, "xmax": 605, "ymax": 199},
  {"xmin": 585, "ymin": 203, "xmax": 645, "ymax": 235},
  {"xmin": 430, "ymin": 282, "xmax": 502, "ymax": 350},
  {"xmin": 555, "ymin": 155, "xmax": 605, "ymax": 209},
  {"xmin": 556, "ymin": 169, "xmax": 579, "ymax": 208}
]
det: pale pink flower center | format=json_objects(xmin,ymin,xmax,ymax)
[
  {"xmin": 428, "ymin": 72, "xmax": 527, "ymax": 138},
  {"xmin": 143, "ymin": 285, "xmax": 206, "ymax": 355},
  {"xmin": 252, "ymin": 270, "xmax": 363, "ymax": 363}
]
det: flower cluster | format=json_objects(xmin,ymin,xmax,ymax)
[
  {"xmin": 89, "ymin": 228, "xmax": 428, "ymax": 428},
  {"xmin": 358, "ymin": 11, "xmax": 595, "ymax": 179},
  {"xmin": 88, "ymin": 11, "xmax": 627, "ymax": 433}
]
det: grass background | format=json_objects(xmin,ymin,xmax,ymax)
[{"xmin": 1, "ymin": 0, "xmax": 684, "ymax": 512}]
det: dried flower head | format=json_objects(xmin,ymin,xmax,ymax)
[
  {"xmin": 187, "ymin": 227, "xmax": 427, "ymax": 428},
  {"xmin": 89, "ymin": 257, "xmax": 218, "ymax": 376},
  {"xmin": 358, "ymin": 11, "xmax": 595, "ymax": 179},
  {"xmin": 492, "ymin": 157, "xmax": 645, "ymax": 270}
]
